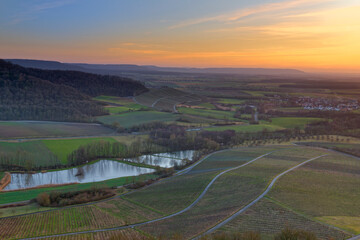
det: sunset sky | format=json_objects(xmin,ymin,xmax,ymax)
[{"xmin": 0, "ymin": 0, "xmax": 359, "ymax": 72}]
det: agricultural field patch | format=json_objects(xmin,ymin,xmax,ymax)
[
  {"xmin": 135, "ymin": 88, "xmax": 201, "ymax": 112},
  {"xmin": 195, "ymin": 103, "xmax": 216, "ymax": 109},
  {"xmin": 0, "ymin": 205, "xmax": 122, "ymax": 239},
  {"xmin": 269, "ymin": 117, "xmax": 325, "ymax": 129},
  {"xmin": 216, "ymin": 98, "xmax": 247, "ymax": 105},
  {"xmin": 94, "ymin": 95, "xmax": 150, "ymax": 114},
  {"xmin": 268, "ymin": 153, "xmax": 360, "ymax": 232},
  {"xmin": 192, "ymin": 147, "xmax": 276, "ymax": 170},
  {"xmin": 217, "ymin": 198, "xmax": 349, "ymax": 239},
  {"xmin": 0, "ymin": 141, "xmax": 60, "ymax": 168},
  {"xmin": 317, "ymin": 216, "xmax": 360, "ymax": 234},
  {"xmin": 0, "ymin": 121, "xmax": 114, "ymax": 139},
  {"xmin": 178, "ymin": 108, "xmax": 238, "ymax": 121},
  {"xmin": 139, "ymin": 147, "xmax": 326, "ymax": 239},
  {"xmin": 93, "ymin": 96, "xmax": 135, "ymax": 105},
  {"xmin": 47, "ymin": 229, "xmax": 148, "ymax": 240},
  {"xmin": 124, "ymin": 171, "xmax": 219, "ymax": 215},
  {"xmin": 97, "ymin": 111, "xmax": 178, "ymax": 128},
  {"xmin": 42, "ymin": 137, "xmax": 117, "ymax": 164},
  {"xmin": 96, "ymin": 197, "xmax": 162, "ymax": 223},
  {"xmin": 204, "ymin": 124, "xmax": 284, "ymax": 132}
]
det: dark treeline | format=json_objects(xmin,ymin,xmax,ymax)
[
  {"xmin": 67, "ymin": 139, "xmax": 165, "ymax": 166},
  {"xmin": 265, "ymin": 108, "xmax": 360, "ymax": 138},
  {"xmin": 0, "ymin": 60, "xmax": 147, "ymax": 121},
  {"xmin": 37, "ymin": 188, "xmax": 115, "ymax": 207},
  {"xmin": 148, "ymin": 123, "xmax": 323, "ymax": 153},
  {"xmin": 107, "ymin": 121, "xmax": 170, "ymax": 134},
  {"xmin": 304, "ymin": 113, "xmax": 360, "ymax": 137},
  {"xmin": 280, "ymin": 82, "xmax": 360, "ymax": 89}
]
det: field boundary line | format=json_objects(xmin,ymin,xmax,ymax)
[
  {"xmin": 193, "ymin": 154, "xmax": 328, "ymax": 239},
  {"xmin": 264, "ymin": 196, "xmax": 352, "ymax": 236},
  {"xmin": 18, "ymin": 151, "xmax": 274, "ymax": 240},
  {"xmin": 121, "ymin": 197, "xmax": 164, "ymax": 215},
  {"xmin": 348, "ymin": 235, "xmax": 360, "ymax": 240}
]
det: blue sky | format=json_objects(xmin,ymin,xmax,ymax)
[{"xmin": 0, "ymin": 0, "xmax": 359, "ymax": 72}]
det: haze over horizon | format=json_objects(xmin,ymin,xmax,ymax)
[{"xmin": 1, "ymin": 0, "xmax": 359, "ymax": 73}]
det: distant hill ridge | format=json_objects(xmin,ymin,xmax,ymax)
[{"xmin": 7, "ymin": 59, "xmax": 305, "ymax": 76}]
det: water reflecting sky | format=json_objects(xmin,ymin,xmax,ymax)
[{"xmin": 5, "ymin": 160, "xmax": 154, "ymax": 191}]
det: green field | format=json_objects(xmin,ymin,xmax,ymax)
[
  {"xmin": 204, "ymin": 124, "xmax": 284, "ymax": 132},
  {"xmin": 94, "ymin": 95, "xmax": 150, "ymax": 114},
  {"xmin": 97, "ymin": 111, "xmax": 178, "ymax": 128},
  {"xmin": 216, "ymin": 98, "xmax": 247, "ymax": 105},
  {"xmin": 0, "ymin": 121, "xmax": 114, "ymax": 139},
  {"xmin": 0, "ymin": 141, "xmax": 60, "ymax": 168},
  {"xmin": 178, "ymin": 108, "xmax": 238, "ymax": 121},
  {"xmin": 93, "ymin": 96, "xmax": 137, "ymax": 106},
  {"xmin": 196, "ymin": 103, "xmax": 216, "ymax": 109},
  {"xmin": 269, "ymin": 117, "xmax": 325, "ymax": 129},
  {"xmin": 42, "ymin": 137, "xmax": 117, "ymax": 164}
]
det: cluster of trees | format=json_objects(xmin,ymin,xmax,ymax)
[
  {"xmin": 144, "ymin": 227, "xmax": 318, "ymax": 240},
  {"xmin": 149, "ymin": 125, "xmax": 236, "ymax": 152},
  {"xmin": 0, "ymin": 60, "xmax": 147, "ymax": 121},
  {"xmin": 37, "ymin": 187, "xmax": 114, "ymax": 207},
  {"xmin": 147, "ymin": 123, "xmax": 331, "ymax": 153},
  {"xmin": 305, "ymin": 113, "xmax": 360, "ymax": 137},
  {"xmin": 67, "ymin": 139, "xmax": 165, "ymax": 166}
]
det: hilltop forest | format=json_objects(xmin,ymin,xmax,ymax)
[{"xmin": 0, "ymin": 60, "xmax": 147, "ymax": 121}]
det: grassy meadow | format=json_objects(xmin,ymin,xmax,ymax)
[
  {"xmin": 42, "ymin": 137, "xmax": 117, "ymax": 164},
  {"xmin": 204, "ymin": 124, "xmax": 284, "ymax": 132},
  {"xmin": 97, "ymin": 111, "xmax": 178, "ymax": 128},
  {"xmin": 0, "ymin": 121, "xmax": 114, "ymax": 139},
  {"xmin": 269, "ymin": 117, "xmax": 325, "ymax": 129}
]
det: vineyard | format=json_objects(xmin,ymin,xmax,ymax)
[
  {"xmin": 46, "ymin": 229, "xmax": 148, "ymax": 240},
  {"xmin": 0, "ymin": 145, "xmax": 358, "ymax": 239},
  {"xmin": 217, "ymin": 198, "xmax": 349, "ymax": 239},
  {"xmin": 0, "ymin": 206, "xmax": 122, "ymax": 239}
]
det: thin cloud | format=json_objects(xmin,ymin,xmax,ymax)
[
  {"xmin": 169, "ymin": 0, "xmax": 335, "ymax": 29},
  {"xmin": 10, "ymin": 0, "xmax": 76, "ymax": 25}
]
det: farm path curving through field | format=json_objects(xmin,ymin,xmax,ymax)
[
  {"xmin": 18, "ymin": 151, "xmax": 274, "ymax": 240},
  {"xmin": 195, "ymin": 154, "xmax": 328, "ymax": 239}
]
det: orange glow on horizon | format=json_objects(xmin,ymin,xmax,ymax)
[{"xmin": 1, "ymin": 2, "xmax": 359, "ymax": 73}]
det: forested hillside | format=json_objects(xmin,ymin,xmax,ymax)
[{"xmin": 0, "ymin": 60, "xmax": 148, "ymax": 121}]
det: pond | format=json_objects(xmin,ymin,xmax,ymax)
[
  {"xmin": 126, "ymin": 150, "xmax": 196, "ymax": 168},
  {"xmin": 4, "ymin": 150, "xmax": 196, "ymax": 191},
  {"xmin": 4, "ymin": 160, "xmax": 155, "ymax": 191}
]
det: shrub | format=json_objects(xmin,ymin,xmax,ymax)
[
  {"xmin": 37, "ymin": 193, "xmax": 50, "ymax": 207},
  {"xmin": 274, "ymin": 227, "xmax": 317, "ymax": 240}
]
